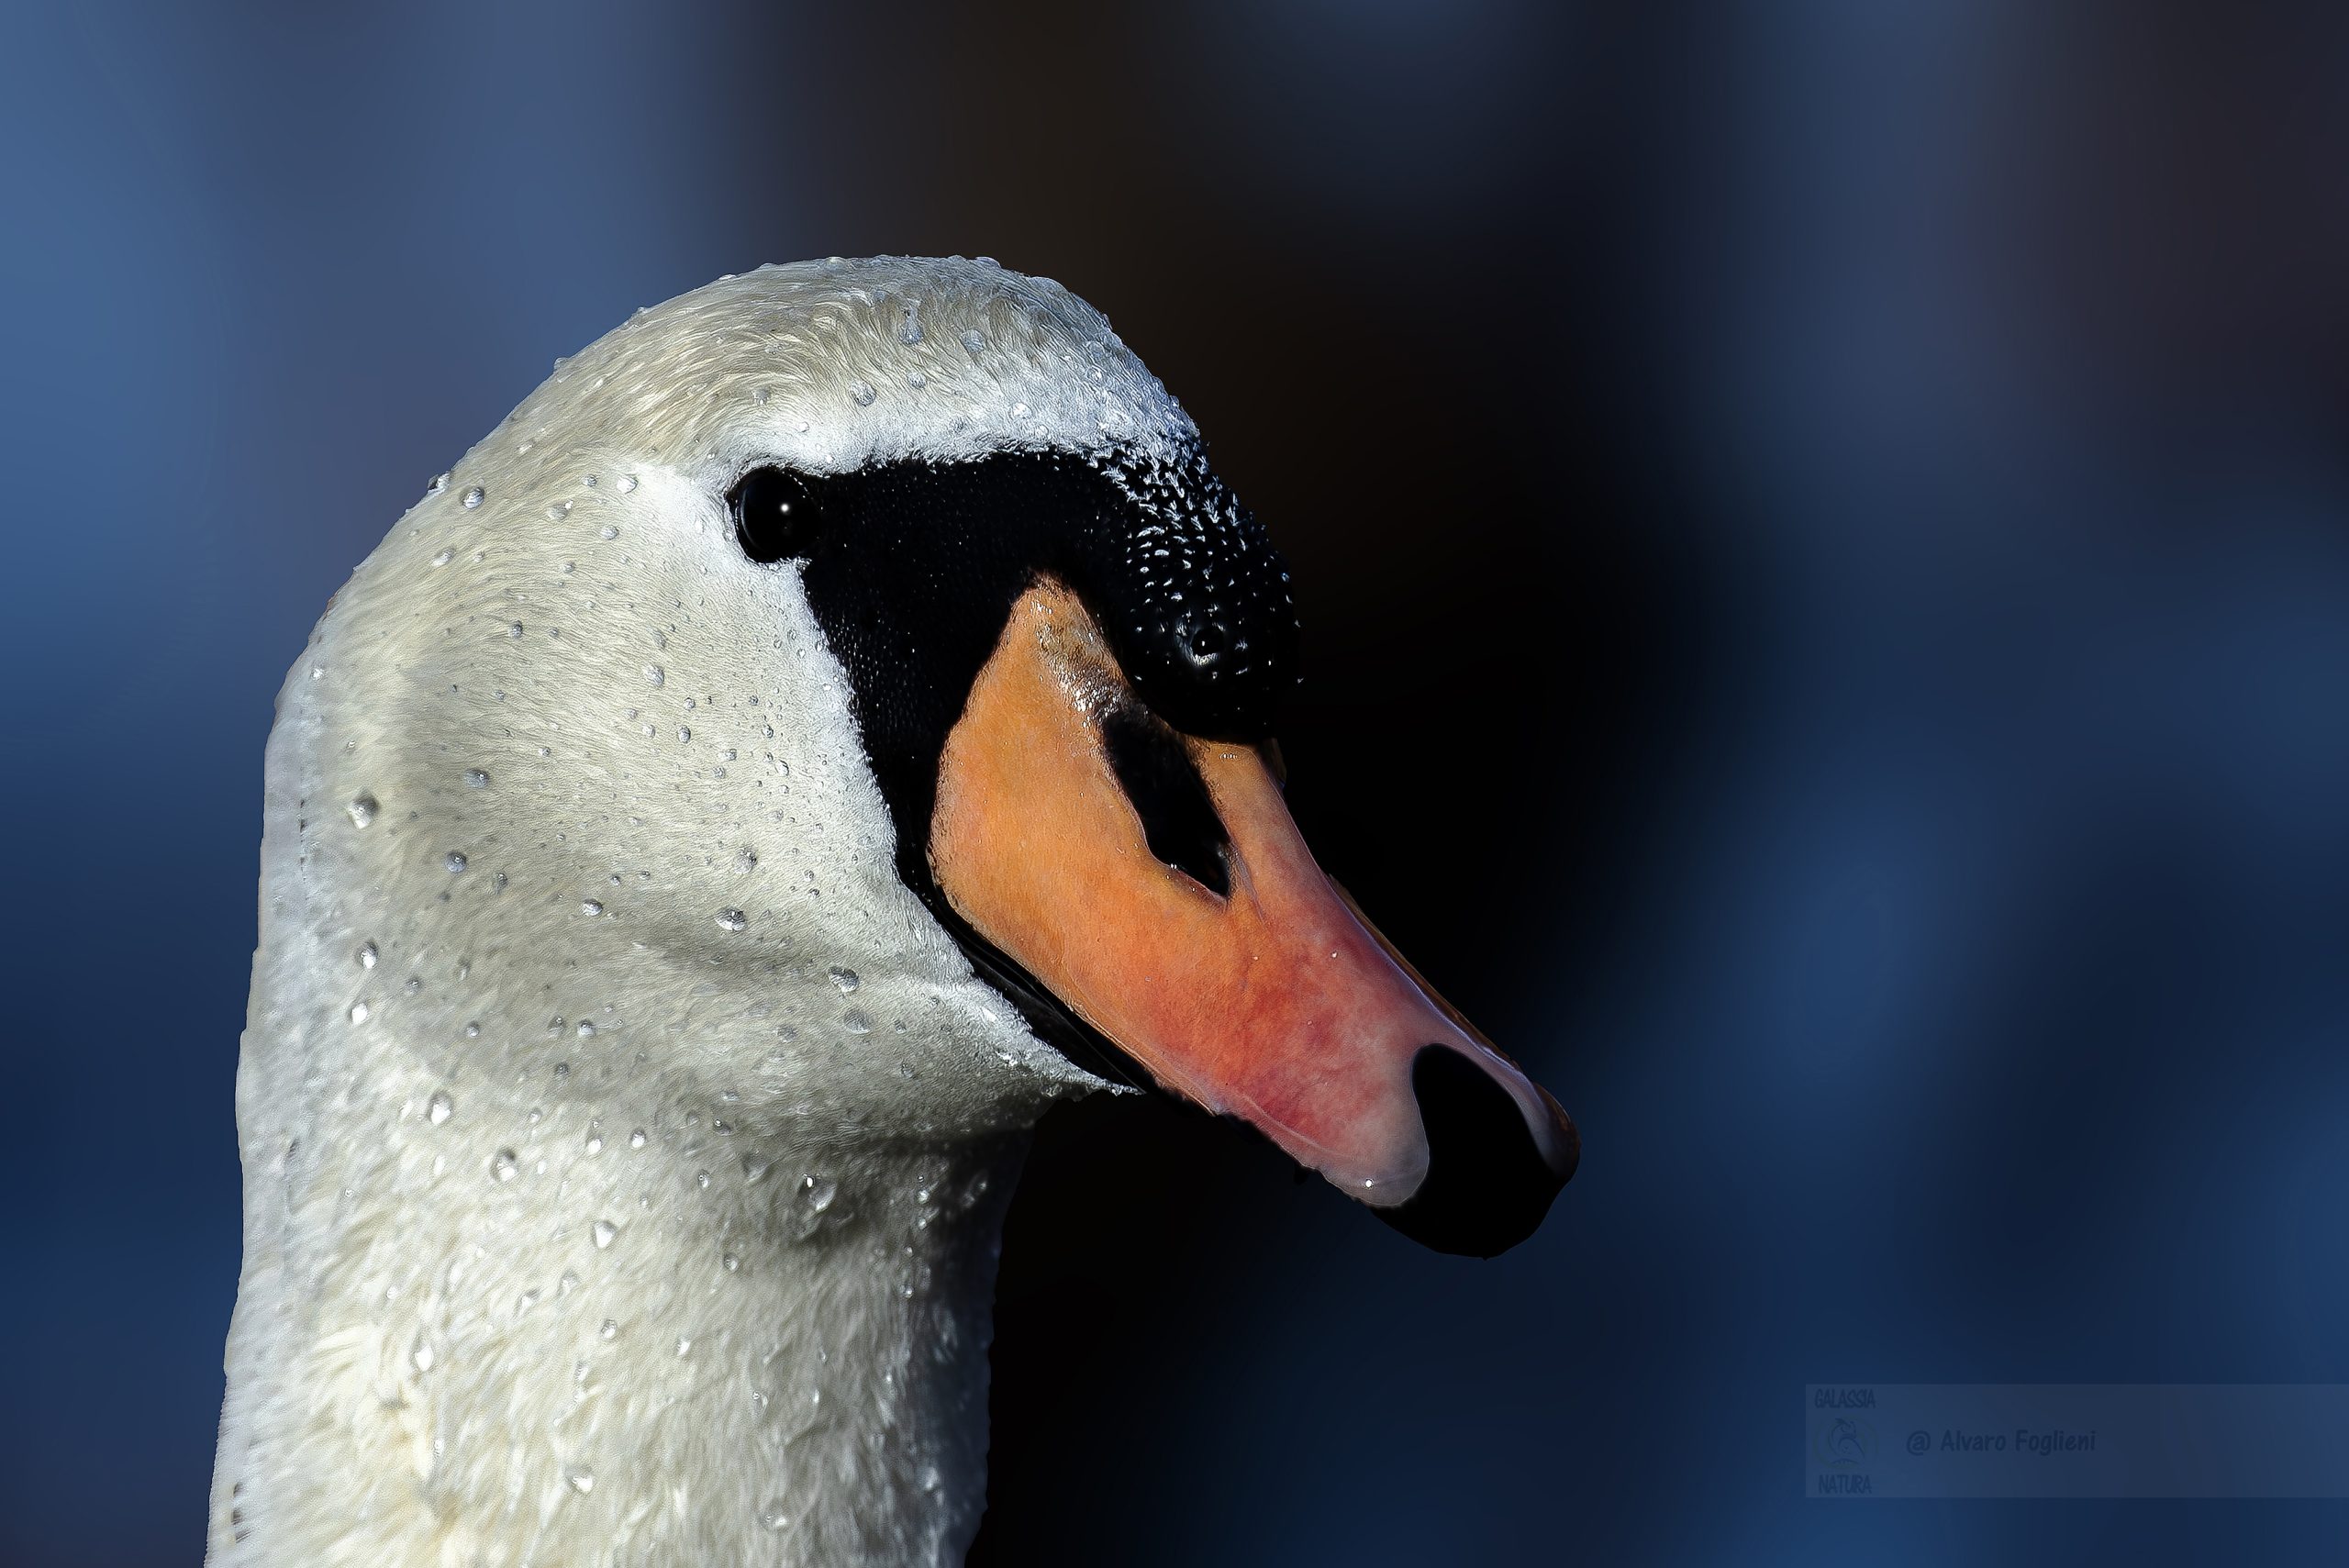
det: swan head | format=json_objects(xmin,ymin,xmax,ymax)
[{"xmin": 284, "ymin": 257, "xmax": 1574, "ymax": 1256}]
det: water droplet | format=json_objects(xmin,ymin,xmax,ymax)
[
  {"xmin": 491, "ymin": 1149, "xmax": 518, "ymax": 1182},
  {"xmin": 567, "ymin": 1469, "xmax": 594, "ymax": 1496},
  {"xmin": 907, "ymin": 370, "xmax": 927, "ymax": 389},
  {"xmin": 584, "ymin": 1129, "xmax": 604, "ymax": 1155},
  {"xmin": 716, "ymin": 908, "xmax": 748, "ymax": 932},
  {"xmin": 761, "ymin": 1500, "xmax": 791, "ymax": 1530},
  {"xmin": 444, "ymin": 851, "xmax": 468, "ymax": 873},
  {"xmin": 599, "ymin": 525, "xmax": 618, "ymax": 541},
  {"xmin": 427, "ymin": 1090, "xmax": 453, "ymax": 1125},
  {"xmin": 600, "ymin": 1318, "xmax": 618, "ymax": 1340},
  {"xmin": 644, "ymin": 664, "xmax": 665, "ymax": 686},
  {"xmin": 462, "ymin": 769, "xmax": 489, "ymax": 789},
  {"xmin": 431, "ymin": 548, "xmax": 454, "ymax": 568},
  {"xmin": 734, "ymin": 848, "xmax": 758, "ymax": 874},
  {"xmin": 841, "ymin": 1009, "xmax": 872, "ymax": 1035},
  {"xmin": 618, "ymin": 474, "xmax": 639, "ymax": 494},
  {"xmin": 629, "ymin": 1128, "xmax": 647, "ymax": 1149},
  {"xmin": 592, "ymin": 1219, "xmax": 619, "ymax": 1250},
  {"xmin": 349, "ymin": 1002, "xmax": 370, "ymax": 1025},
  {"xmin": 581, "ymin": 899, "xmax": 605, "ymax": 917},
  {"xmin": 356, "ymin": 941, "xmax": 378, "ymax": 969},
  {"xmin": 427, "ymin": 473, "xmax": 448, "ymax": 495},
  {"xmin": 803, "ymin": 1176, "xmax": 837, "ymax": 1212},
  {"xmin": 676, "ymin": 726, "xmax": 691, "ymax": 743},
  {"xmin": 828, "ymin": 966, "xmax": 861, "ymax": 994},
  {"xmin": 347, "ymin": 795, "xmax": 379, "ymax": 828},
  {"xmin": 462, "ymin": 486, "xmax": 484, "ymax": 508},
  {"xmin": 412, "ymin": 1340, "xmax": 435, "ymax": 1373},
  {"xmin": 848, "ymin": 380, "xmax": 876, "ymax": 406},
  {"xmin": 722, "ymin": 1251, "xmax": 740, "ymax": 1273},
  {"xmin": 961, "ymin": 329, "xmax": 986, "ymax": 354},
  {"xmin": 507, "ymin": 622, "xmax": 524, "ymax": 639}
]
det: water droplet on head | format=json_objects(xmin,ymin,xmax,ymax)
[
  {"xmin": 592, "ymin": 1218, "xmax": 619, "ymax": 1250},
  {"xmin": 716, "ymin": 908, "xmax": 748, "ymax": 932},
  {"xmin": 412, "ymin": 1340, "xmax": 435, "ymax": 1373},
  {"xmin": 629, "ymin": 1128, "xmax": 647, "ymax": 1150},
  {"xmin": 356, "ymin": 941, "xmax": 377, "ymax": 969},
  {"xmin": 427, "ymin": 1090, "xmax": 453, "ymax": 1125},
  {"xmin": 444, "ymin": 852, "xmax": 468, "ymax": 873},
  {"xmin": 761, "ymin": 1500, "xmax": 791, "ymax": 1530},
  {"xmin": 462, "ymin": 486, "xmax": 485, "ymax": 509},
  {"xmin": 462, "ymin": 769, "xmax": 490, "ymax": 789},
  {"xmin": 644, "ymin": 665, "xmax": 664, "ymax": 686},
  {"xmin": 567, "ymin": 1469, "xmax": 594, "ymax": 1496},
  {"xmin": 849, "ymin": 380, "xmax": 876, "ymax": 407},
  {"xmin": 491, "ymin": 1149, "xmax": 518, "ymax": 1183},
  {"xmin": 581, "ymin": 899, "xmax": 604, "ymax": 917},
  {"xmin": 349, "ymin": 1002, "xmax": 370, "ymax": 1025},
  {"xmin": 841, "ymin": 1009, "xmax": 872, "ymax": 1035},
  {"xmin": 802, "ymin": 1176, "xmax": 837, "ymax": 1212},
  {"xmin": 347, "ymin": 795, "xmax": 379, "ymax": 828},
  {"xmin": 828, "ymin": 966, "xmax": 860, "ymax": 994}
]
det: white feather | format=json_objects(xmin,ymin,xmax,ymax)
[{"xmin": 209, "ymin": 258, "xmax": 1190, "ymax": 1567}]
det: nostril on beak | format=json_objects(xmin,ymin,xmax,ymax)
[{"xmin": 1374, "ymin": 1046, "xmax": 1573, "ymax": 1258}]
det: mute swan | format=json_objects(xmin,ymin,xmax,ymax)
[{"xmin": 206, "ymin": 257, "xmax": 1576, "ymax": 1567}]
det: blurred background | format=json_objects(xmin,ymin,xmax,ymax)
[{"xmin": 6, "ymin": 1, "xmax": 2349, "ymax": 1562}]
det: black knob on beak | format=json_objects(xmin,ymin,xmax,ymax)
[{"xmin": 1375, "ymin": 1046, "xmax": 1577, "ymax": 1258}]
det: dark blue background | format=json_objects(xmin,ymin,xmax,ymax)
[{"xmin": 6, "ymin": 3, "xmax": 2348, "ymax": 1563}]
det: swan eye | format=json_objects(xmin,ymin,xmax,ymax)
[
  {"xmin": 728, "ymin": 467, "xmax": 822, "ymax": 563},
  {"xmin": 1101, "ymin": 704, "xmax": 1230, "ymax": 896}
]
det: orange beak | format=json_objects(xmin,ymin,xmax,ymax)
[{"xmin": 931, "ymin": 580, "xmax": 1577, "ymax": 1255}]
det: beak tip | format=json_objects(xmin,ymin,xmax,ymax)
[{"xmin": 1371, "ymin": 1047, "xmax": 1574, "ymax": 1259}]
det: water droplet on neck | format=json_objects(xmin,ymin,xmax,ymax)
[
  {"xmin": 592, "ymin": 1219, "xmax": 619, "ymax": 1250},
  {"xmin": 567, "ymin": 1469, "xmax": 594, "ymax": 1495},
  {"xmin": 444, "ymin": 851, "xmax": 468, "ymax": 873},
  {"xmin": 761, "ymin": 1500, "xmax": 792, "ymax": 1530},
  {"xmin": 462, "ymin": 769, "xmax": 489, "ymax": 789},
  {"xmin": 849, "ymin": 380, "xmax": 876, "ymax": 407},
  {"xmin": 356, "ymin": 942, "xmax": 377, "ymax": 969},
  {"xmin": 828, "ymin": 966, "xmax": 860, "ymax": 994},
  {"xmin": 426, "ymin": 1090, "xmax": 453, "ymax": 1125},
  {"xmin": 462, "ymin": 486, "xmax": 485, "ymax": 509},
  {"xmin": 716, "ymin": 908, "xmax": 748, "ymax": 932},
  {"xmin": 491, "ymin": 1149, "xmax": 518, "ymax": 1183},
  {"xmin": 347, "ymin": 795, "xmax": 378, "ymax": 828},
  {"xmin": 802, "ymin": 1176, "xmax": 837, "ymax": 1212}
]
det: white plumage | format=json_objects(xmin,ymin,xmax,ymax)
[{"xmin": 209, "ymin": 259, "xmax": 1183, "ymax": 1567}]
